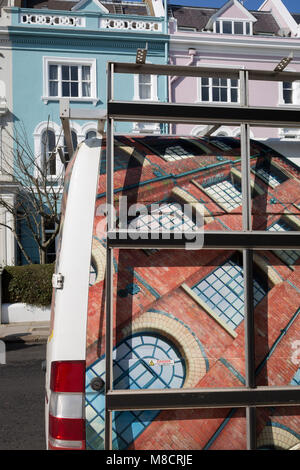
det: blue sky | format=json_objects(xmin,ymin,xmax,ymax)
[{"xmin": 168, "ymin": 0, "xmax": 300, "ymax": 13}]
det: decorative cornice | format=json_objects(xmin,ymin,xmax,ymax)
[
  {"xmin": 8, "ymin": 28, "xmax": 167, "ymax": 51},
  {"xmin": 170, "ymin": 33, "xmax": 300, "ymax": 58},
  {"xmin": 8, "ymin": 26, "xmax": 168, "ymax": 44}
]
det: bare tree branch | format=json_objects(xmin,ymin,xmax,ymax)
[{"xmin": 0, "ymin": 120, "xmax": 66, "ymax": 264}]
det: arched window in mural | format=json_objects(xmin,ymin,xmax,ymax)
[
  {"xmin": 41, "ymin": 129, "xmax": 56, "ymax": 176},
  {"xmin": 85, "ymin": 333, "xmax": 186, "ymax": 450}
]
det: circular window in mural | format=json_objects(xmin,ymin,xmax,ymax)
[
  {"xmin": 85, "ymin": 333, "xmax": 186, "ymax": 450},
  {"xmin": 113, "ymin": 333, "xmax": 186, "ymax": 390}
]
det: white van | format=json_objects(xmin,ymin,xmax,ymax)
[
  {"xmin": 45, "ymin": 133, "xmax": 300, "ymax": 451},
  {"xmin": 45, "ymin": 135, "xmax": 102, "ymax": 450}
]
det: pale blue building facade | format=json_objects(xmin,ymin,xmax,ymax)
[{"xmin": 1, "ymin": 0, "xmax": 169, "ymax": 264}]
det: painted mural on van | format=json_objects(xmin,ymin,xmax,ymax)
[{"xmin": 85, "ymin": 136, "xmax": 300, "ymax": 450}]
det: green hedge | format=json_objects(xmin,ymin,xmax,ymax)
[{"xmin": 2, "ymin": 264, "xmax": 55, "ymax": 307}]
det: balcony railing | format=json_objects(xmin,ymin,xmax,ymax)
[
  {"xmin": 99, "ymin": 17, "xmax": 163, "ymax": 32},
  {"xmin": 19, "ymin": 12, "xmax": 164, "ymax": 33},
  {"xmin": 20, "ymin": 13, "xmax": 85, "ymax": 27}
]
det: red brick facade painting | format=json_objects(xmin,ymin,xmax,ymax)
[{"xmin": 85, "ymin": 136, "xmax": 300, "ymax": 450}]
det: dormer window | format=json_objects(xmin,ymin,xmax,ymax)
[{"xmin": 214, "ymin": 20, "xmax": 252, "ymax": 35}]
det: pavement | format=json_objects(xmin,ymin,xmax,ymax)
[{"xmin": 0, "ymin": 321, "xmax": 50, "ymax": 343}]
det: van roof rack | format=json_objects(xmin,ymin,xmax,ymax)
[{"xmin": 60, "ymin": 61, "xmax": 300, "ymax": 451}]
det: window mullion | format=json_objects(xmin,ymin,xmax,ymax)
[
  {"xmin": 48, "ymin": 64, "xmax": 50, "ymax": 97},
  {"xmin": 78, "ymin": 65, "xmax": 82, "ymax": 98},
  {"xmin": 227, "ymin": 78, "xmax": 230, "ymax": 103},
  {"xmin": 58, "ymin": 65, "xmax": 62, "ymax": 98}
]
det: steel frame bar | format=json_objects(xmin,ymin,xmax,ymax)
[
  {"xmin": 240, "ymin": 70, "xmax": 256, "ymax": 449},
  {"xmin": 107, "ymin": 230, "xmax": 300, "ymax": 249},
  {"xmin": 106, "ymin": 386, "xmax": 300, "ymax": 411},
  {"xmin": 60, "ymin": 99, "xmax": 74, "ymax": 159},
  {"xmin": 111, "ymin": 62, "xmax": 300, "ymax": 82},
  {"xmin": 107, "ymin": 101, "xmax": 300, "ymax": 127},
  {"xmin": 69, "ymin": 108, "xmax": 106, "ymax": 120},
  {"xmin": 104, "ymin": 63, "xmax": 114, "ymax": 451},
  {"xmin": 103, "ymin": 61, "xmax": 300, "ymax": 452}
]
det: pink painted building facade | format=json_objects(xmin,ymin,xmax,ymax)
[{"xmin": 168, "ymin": 0, "xmax": 300, "ymax": 164}]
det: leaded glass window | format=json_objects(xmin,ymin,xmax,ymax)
[
  {"xmin": 255, "ymin": 165, "xmax": 287, "ymax": 188},
  {"xmin": 205, "ymin": 179, "xmax": 242, "ymax": 211},
  {"xmin": 192, "ymin": 255, "xmax": 268, "ymax": 330},
  {"xmin": 132, "ymin": 202, "xmax": 198, "ymax": 232},
  {"xmin": 268, "ymin": 220, "xmax": 300, "ymax": 266}
]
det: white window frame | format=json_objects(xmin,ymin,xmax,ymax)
[
  {"xmin": 278, "ymin": 68, "xmax": 300, "ymax": 137},
  {"xmin": 81, "ymin": 122, "xmax": 98, "ymax": 140},
  {"xmin": 34, "ymin": 121, "xmax": 63, "ymax": 181},
  {"xmin": 33, "ymin": 120, "xmax": 83, "ymax": 181},
  {"xmin": 133, "ymin": 73, "xmax": 158, "ymax": 102},
  {"xmin": 279, "ymin": 80, "xmax": 300, "ymax": 107},
  {"xmin": 42, "ymin": 56, "xmax": 97, "ymax": 104},
  {"xmin": 198, "ymin": 77, "xmax": 240, "ymax": 104},
  {"xmin": 133, "ymin": 71, "xmax": 159, "ymax": 133},
  {"xmin": 213, "ymin": 19, "xmax": 253, "ymax": 35},
  {"xmin": 41, "ymin": 128, "xmax": 57, "ymax": 177}
]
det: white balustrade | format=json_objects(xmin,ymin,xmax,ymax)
[
  {"xmin": 20, "ymin": 14, "xmax": 85, "ymax": 27},
  {"xmin": 100, "ymin": 18, "xmax": 162, "ymax": 32},
  {"xmin": 20, "ymin": 13, "xmax": 162, "ymax": 32}
]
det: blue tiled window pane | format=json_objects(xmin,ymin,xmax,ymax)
[
  {"xmin": 205, "ymin": 179, "xmax": 242, "ymax": 211},
  {"xmin": 255, "ymin": 164, "xmax": 287, "ymax": 187},
  {"xmin": 133, "ymin": 203, "xmax": 198, "ymax": 232},
  {"xmin": 268, "ymin": 220, "xmax": 300, "ymax": 266},
  {"xmin": 85, "ymin": 333, "xmax": 186, "ymax": 450},
  {"xmin": 192, "ymin": 257, "xmax": 268, "ymax": 330}
]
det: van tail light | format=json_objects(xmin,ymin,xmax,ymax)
[{"xmin": 49, "ymin": 361, "xmax": 86, "ymax": 450}]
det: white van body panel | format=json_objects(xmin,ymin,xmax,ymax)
[{"xmin": 45, "ymin": 138, "xmax": 102, "ymax": 446}]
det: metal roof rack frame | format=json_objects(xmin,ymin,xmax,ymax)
[{"xmin": 60, "ymin": 61, "xmax": 300, "ymax": 451}]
